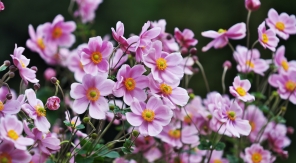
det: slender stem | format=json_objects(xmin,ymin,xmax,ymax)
[
  {"xmin": 246, "ymin": 10, "xmax": 252, "ymax": 48},
  {"xmin": 246, "ymin": 40, "xmax": 259, "ymax": 74},
  {"xmin": 195, "ymin": 60, "xmax": 210, "ymax": 93},
  {"xmin": 221, "ymin": 67, "xmax": 228, "ymax": 94},
  {"xmin": 228, "ymin": 42, "xmax": 235, "ymax": 53},
  {"xmin": 19, "ymin": 79, "xmax": 23, "ymax": 95}
]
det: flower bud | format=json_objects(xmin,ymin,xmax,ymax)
[
  {"xmin": 0, "ymin": 2, "xmax": 4, "ymax": 11},
  {"xmin": 132, "ymin": 130, "xmax": 140, "ymax": 137},
  {"xmin": 9, "ymin": 65, "xmax": 17, "ymax": 72},
  {"xmin": 45, "ymin": 96, "xmax": 60, "ymax": 110},
  {"xmin": 189, "ymin": 48, "xmax": 197, "ymax": 55},
  {"xmin": 245, "ymin": 0, "xmax": 261, "ymax": 11},
  {"xmin": 287, "ymin": 126, "xmax": 294, "ymax": 135},
  {"xmin": 44, "ymin": 68, "xmax": 56, "ymax": 81},
  {"xmin": 66, "ymin": 152, "xmax": 71, "ymax": 157},
  {"xmin": 115, "ymin": 113, "xmax": 122, "ymax": 120},
  {"xmin": 181, "ymin": 47, "xmax": 188, "ymax": 55},
  {"xmin": 34, "ymin": 83, "xmax": 40, "ymax": 90},
  {"xmin": 192, "ymin": 56, "xmax": 198, "ymax": 62},
  {"xmin": 4, "ymin": 60, "xmax": 10, "ymax": 67},
  {"xmin": 50, "ymin": 77, "xmax": 58, "ymax": 84},
  {"xmin": 189, "ymin": 93, "xmax": 195, "ymax": 100},
  {"xmin": 83, "ymin": 117, "xmax": 90, "ymax": 123},
  {"xmin": 31, "ymin": 66, "xmax": 38, "ymax": 72},
  {"xmin": 91, "ymin": 133, "xmax": 98, "ymax": 139},
  {"xmin": 166, "ymin": 34, "xmax": 172, "ymax": 40},
  {"xmin": 223, "ymin": 60, "xmax": 232, "ymax": 69},
  {"xmin": 6, "ymin": 93, "xmax": 12, "ymax": 100},
  {"xmin": 8, "ymin": 72, "xmax": 15, "ymax": 78},
  {"xmin": 109, "ymin": 105, "xmax": 115, "ymax": 111}
]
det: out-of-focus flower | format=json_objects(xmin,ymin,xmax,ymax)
[
  {"xmin": 74, "ymin": 0, "xmax": 103, "ymax": 24},
  {"xmin": 241, "ymin": 144, "xmax": 275, "ymax": 163},
  {"xmin": 0, "ymin": 141, "xmax": 32, "ymax": 163},
  {"xmin": 273, "ymin": 45, "xmax": 296, "ymax": 73},
  {"xmin": 45, "ymin": 96, "xmax": 60, "ymax": 110},
  {"xmin": 10, "ymin": 45, "xmax": 39, "ymax": 85},
  {"xmin": 44, "ymin": 68, "xmax": 56, "ymax": 81},
  {"xmin": 126, "ymin": 97, "xmax": 173, "ymax": 136},
  {"xmin": 207, "ymin": 150, "xmax": 229, "ymax": 163},
  {"xmin": 67, "ymin": 44, "xmax": 87, "ymax": 82},
  {"xmin": 43, "ymin": 14, "xmax": 76, "ymax": 48},
  {"xmin": 258, "ymin": 21, "xmax": 279, "ymax": 51},
  {"xmin": 201, "ymin": 23, "xmax": 246, "ymax": 52},
  {"xmin": 70, "ymin": 74, "xmax": 114, "ymax": 119},
  {"xmin": 174, "ymin": 28, "xmax": 198, "ymax": 49},
  {"xmin": 0, "ymin": 87, "xmax": 20, "ymax": 117},
  {"xmin": 266, "ymin": 8, "xmax": 296, "ymax": 40},
  {"xmin": 229, "ymin": 76, "xmax": 255, "ymax": 102},
  {"xmin": 0, "ymin": 2, "xmax": 4, "ymax": 11},
  {"xmin": 180, "ymin": 56, "xmax": 195, "ymax": 75},
  {"xmin": 245, "ymin": 0, "xmax": 261, "ymax": 11},
  {"xmin": 109, "ymin": 49, "xmax": 128, "ymax": 70},
  {"xmin": 223, "ymin": 60, "xmax": 232, "ymax": 69}
]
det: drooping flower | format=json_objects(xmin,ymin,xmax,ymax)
[
  {"xmin": 126, "ymin": 97, "xmax": 173, "ymax": 136},
  {"xmin": 143, "ymin": 40, "xmax": 184, "ymax": 84},
  {"xmin": 201, "ymin": 23, "xmax": 246, "ymax": 52},
  {"xmin": 258, "ymin": 21, "xmax": 279, "ymax": 51},
  {"xmin": 45, "ymin": 96, "xmax": 60, "ymax": 110},
  {"xmin": 266, "ymin": 8, "xmax": 296, "ymax": 40},
  {"xmin": 273, "ymin": 45, "xmax": 296, "ymax": 73},
  {"xmin": 268, "ymin": 69, "xmax": 296, "ymax": 104},
  {"xmin": 22, "ymin": 89, "xmax": 50, "ymax": 132},
  {"xmin": 0, "ymin": 141, "xmax": 32, "ymax": 163},
  {"xmin": 229, "ymin": 76, "xmax": 255, "ymax": 102},
  {"xmin": 80, "ymin": 36, "xmax": 113, "ymax": 74},
  {"xmin": 0, "ymin": 115, "xmax": 34, "ymax": 150},
  {"xmin": 242, "ymin": 144, "xmax": 275, "ymax": 163},
  {"xmin": 70, "ymin": 74, "xmax": 114, "ymax": 119},
  {"xmin": 43, "ymin": 14, "xmax": 76, "ymax": 47},
  {"xmin": 245, "ymin": 0, "xmax": 261, "ymax": 11},
  {"xmin": 233, "ymin": 45, "xmax": 269, "ymax": 76},
  {"xmin": 74, "ymin": 0, "xmax": 103, "ymax": 24},
  {"xmin": 174, "ymin": 28, "xmax": 198, "ymax": 49},
  {"xmin": 10, "ymin": 45, "xmax": 39, "ymax": 84},
  {"xmin": 112, "ymin": 64, "xmax": 148, "ymax": 105},
  {"xmin": 111, "ymin": 21, "xmax": 130, "ymax": 52}
]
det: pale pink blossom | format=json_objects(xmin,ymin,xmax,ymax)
[
  {"xmin": 44, "ymin": 68, "xmax": 56, "ymax": 81},
  {"xmin": 0, "ymin": 86, "xmax": 21, "ymax": 117},
  {"xmin": 258, "ymin": 21, "xmax": 279, "ymax": 51},
  {"xmin": 174, "ymin": 28, "xmax": 198, "ymax": 49},
  {"xmin": 208, "ymin": 150, "xmax": 229, "ymax": 163},
  {"xmin": 65, "ymin": 111, "xmax": 87, "ymax": 137},
  {"xmin": 242, "ymin": 144, "xmax": 275, "ymax": 163},
  {"xmin": 181, "ymin": 56, "xmax": 195, "ymax": 75},
  {"xmin": 109, "ymin": 49, "xmax": 128, "ymax": 70},
  {"xmin": 0, "ymin": 141, "xmax": 32, "ymax": 163},
  {"xmin": 45, "ymin": 96, "xmax": 60, "ymax": 110},
  {"xmin": 273, "ymin": 45, "xmax": 296, "ymax": 73},
  {"xmin": 67, "ymin": 44, "xmax": 88, "ymax": 82},
  {"xmin": 74, "ymin": 0, "xmax": 103, "ymax": 24},
  {"xmin": 0, "ymin": 2, "xmax": 4, "ymax": 11},
  {"xmin": 111, "ymin": 21, "xmax": 131, "ymax": 52},
  {"xmin": 229, "ymin": 76, "xmax": 255, "ymax": 102}
]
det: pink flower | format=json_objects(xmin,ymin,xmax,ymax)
[
  {"xmin": 233, "ymin": 45, "xmax": 269, "ymax": 76},
  {"xmin": 126, "ymin": 97, "xmax": 173, "ymax": 136},
  {"xmin": 208, "ymin": 150, "xmax": 229, "ymax": 163},
  {"xmin": 44, "ymin": 68, "xmax": 56, "ymax": 81},
  {"xmin": 180, "ymin": 56, "xmax": 195, "ymax": 75},
  {"xmin": 65, "ymin": 111, "xmax": 87, "ymax": 137},
  {"xmin": 0, "ymin": 141, "xmax": 32, "ymax": 163},
  {"xmin": 144, "ymin": 40, "xmax": 184, "ymax": 84},
  {"xmin": 201, "ymin": 23, "xmax": 246, "ymax": 52},
  {"xmin": 22, "ymin": 89, "xmax": 50, "ymax": 132},
  {"xmin": 70, "ymin": 74, "xmax": 114, "ymax": 119},
  {"xmin": 242, "ymin": 144, "xmax": 274, "ymax": 163},
  {"xmin": 223, "ymin": 60, "xmax": 232, "ymax": 69},
  {"xmin": 0, "ymin": 2, "xmax": 4, "ymax": 11},
  {"xmin": 273, "ymin": 45, "xmax": 296, "ymax": 73},
  {"xmin": 113, "ymin": 158, "xmax": 137, "ymax": 163},
  {"xmin": 43, "ymin": 14, "xmax": 76, "ymax": 47},
  {"xmin": 174, "ymin": 28, "xmax": 198, "ymax": 49},
  {"xmin": 0, "ymin": 87, "xmax": 21, "ymax": 117},
  {"xmin": 74, "ymin": 0, "xmax": 103, "ymax": 24},
  {"xmin": 109, "ymin": 49, "xmax": 128, "ymax": 70},
  {"xmin": 45, "ymin": 96, "xmax": 60, "ymax": 110},
  {"xmin": 111, "ymin": 21, "xmax": 130, "ymax": 52},
  {"xmin": 266, "ymin": 8, "xmax": 296, "ymax": 40},
  {"xmin": 258, "ymin": 21, "xmax": 279, "ymax": 51},
  {"xmin": 67, "ymin": 44, "xmax": 88, "ymax": 82},
  {"xmin": 80, "ymin": 36, "xmax": 113, "ymax": 74},
  {"xmin": 0, "ymin": 115, "xmax": 34, "ymax": 150},
  {"xmin": 112, "ymin": 64, "xmax": 148, "ymax": 105},
  {"xmin": 268, "ymin": 69, "xmax": 296, "ymax": 104},
  {"xmin": 229, "ymin": 76, "xmax": 255, "ymax": 102},
  {"xmin": 10, "ymin": 45, "xmax": 39, "ymax": 85},
  {"xmin": 245, "ymin": 0, "xmax": 261, "ymax": 11}
]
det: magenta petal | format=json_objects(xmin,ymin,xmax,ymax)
[{"xmin": 126, "ymin": 112, "xmax": 143, "ymax": 126}]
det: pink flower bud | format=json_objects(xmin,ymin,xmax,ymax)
[
  {"xmin": 44, "ymin": 68, "xmax": 56, "ymax": 81},
  {"xmin": 0, "ymin": 2, "xmax": 4, "ymax": 11},
  {"xmin": 223, "ymin": 60, "xmax": 232, "ymax": 69},
  {"xmin": 245, "ymin": 0, "xmax": 261, "ymax": 11},
  {"xmin": 46, "ymin": 96, "xmax": 61, "ymax": 110},
  {"xmin": 287, "ymin": 126, "xmax": 294, "ymax": 135}
]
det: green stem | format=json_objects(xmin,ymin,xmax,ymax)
[{"xmin": 195, "ymin": 60, "xmax": 210, "ymax": 93}]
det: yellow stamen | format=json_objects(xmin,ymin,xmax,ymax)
[
  {"xmin": 7, "ymin": 130, "xmax": 19, "ymax": 140},
  {"xmin": 236, "ymin": 87, "xmax": 246, "ymax": 96},
  {"xmin": 227, "ymin": 111, "xmax": 236, "ymax": 121},
  {"xmin": 249, "ymin": 121, "xmax": 256, "ymax": 132},
  {"xmin": 91, "ymin": 52, "xmax": 103, "ymax": 64},
  {"xmin": 0, "ymin": 101, "xmax": 4, "ymax": 111},
  {"xmin": 52, "ymin": 27, "xmax": 63, "ymax": 39},
  {"xmin": 276, "ymin": 22, "xmax": 285, "ymax": 31},
  {"xmin": 285, "ymin": 80, "xmax": 296, "ymax": 92},
  {"xmin": 218, "ymin": 29, "xmax": 227, "ymax": 34},
  {"xmin": 281, "ymin": 60, "xmax": 289, "ymax": 71},
  {"xmin": 168, "ymin": 129, "xmax": 181, "ymax": 139},
  {"xmin": 245, "ymin": 60, "xmax": 255, "ymax": 69},
  {"xmin": 184, "ymin": 114, "xmax": 192, "ymax": 124},
  {"xmin": 124, "ymin": 78, "xmax": 136, "ymax": 91},
  {"xmin": 262, "ymin": 33, "xmax": 269, "ymax": 44},
  {"xmin": 251, "ymin": 152, "xmax": 262, "ymax": 163},
  {"xmin": 213, "ymin": 159, "xmax": 223, "ymax": 163},
  {"xmin": 37, "ymin": 38, "xmax": 46, "ymax": 50},
  {"xmin": 86, "ymin": 88, "xmax": 100, "ymax": 102},
  {"xmin": 35, "ymin": 105, "xmax": 46, "ymax": 117},
  {"xmin": 156, "ymin": 58, "xmax": 167, "ymax": 70},
  {"xmin": 0, "ymin": 153, "xmax": 12, "ymax": 163},
  {"xmin": 141, "ymin": 109, "xmax": 155, "ymax": 122},
  {"xmin": 160, "ymin": 83, "xmax": 172, "ymax": 95}
]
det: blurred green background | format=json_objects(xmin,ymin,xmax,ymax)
[{"xmin": 0, "ymin": 0, "xmax": 296, "ymax": 162}]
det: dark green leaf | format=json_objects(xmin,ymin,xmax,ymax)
[
  {"xmin": 28, "ymin": 123, "xmax": 35, "ymax": 129},
  {"xmin": 63, "ymin": 120, "xmax": 72, "ymax": 127},
  {"xmin": 0, "ymin": 65, "xmax": 7, "ymax": 71},
  {"xmin": 197, "ymin": 139, "xmax": 211, "ymax": 150},
  {"xmin": 45, "ymin": 158, "xmax": 55, "ymax": 163},
  {"xmin": 274, "ymin": 116, "xmax": 286, "ymax": 124},
  {"xmin": 251, "ymin": 92, "xmax": 266, "ymax": 100},
  {"xmin": 214, "ymin": 142, "xmax": 225, "ymax": 151},
  {"xmin": 76, "ymin": 124, "xmax": 85, "ymax": 130},
  {"xmin": 259, "ymin": 105, "xmax": 269, "ymax": 113},
  {"xmin": 104, "ymin": 151, "xmax": 120, "ymax": 158},
  {"xmin": 75, "ymin": 154, "xmax": 94, "ymax": 163},
  {"xmin": 121, "ymin": 147, "xmax": 132, "ymax": 154}
]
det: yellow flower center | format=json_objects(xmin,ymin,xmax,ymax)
[
  {"xmin": 251, "ymin": 152, "xmax": 262, "ymax": 163},
  {"xmin": 213, "ymin": 159, "xmax": 223, "ymax": 163},
  {"xmin": 262, "ymin": 33, "xmax": 269, "ymax": 44},
  {"xmin": 37, "ymin": 38, "xmax": 46, "ymax": 50},
  {"xmin": 245, "ymin": 60, "xmax": 255, "ymax": 69},
  {"xmin": 35, "ymin": 105, "xmax": 46, "ymax": 117},
  {"xmin": 227, "ymin": 111, "xmax": 236, "ymax": 121},
  {"xmin": 218, "ymin": 29, "xmax": 227, "ymax": 34},
  {"xmin": 141, "ymin": 109, "xmax": 155, "ymax": 122},
  {"xmin": 52, "ymin": 27, "xmax": 63, "ymax": 39},
  {"xmin": 156, "ymin": 58, "xmax": 167, "ymax": 70},
  {"xmin": 86, "ymin": 88, "xmax": 100, "ymax": 102},
  {"xmin": 184, "ymin": 114, "xmax": 192, "ymax": 124},
  {"xmin": 276, "ymin": 22, "xmax": 285, "ymax": 31},
  {"xmin": 0, "ymin": 101, "xmax": 4, "ymax": 111},
  {"xmin": 20, "ymin": 60, "xmax": 26, "ymax": 68},
  {"xmin": 91, "ymin": 52, "xmax": 103, "ymax": 64},
  {"xmin": 0, "ymin": 153, "xmax": 12, "ymax": 163},
  {"xmin": 236, "ymin": 87, "xmax": 246, "ymax": 96},
  {"xmin": 285, "ymin": 80, "xmax": 296, "ymax": 92},
  {"xmin": 160, "ymin": 83, "xmax": 172, "ymax": 95},
  {"xmin": 169, "ymin": 129, "xmax": 181, "ymax": 139},
  {"xmin": 281, "ymin": 60, "xmax": 289, "ymax": 71},
  {"xmin": 79, "ymin": 62, "xmax": 84, "ymax": 70},
  {"xmin": 7, "ymin": 130, "xmax": 19, "ymax": 140},
  {"xmin": 124, "ymin": 78, "xmax": 136, "ymax": 91},
  {"xmin": 249, "ymin": 121, "xmax": 256, "ymax": 131}
]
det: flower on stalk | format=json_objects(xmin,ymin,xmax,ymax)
[
  {"xmin": 266, "ymin": 8, "xmax": 296, "ymax": 40},
  {"xmin": 174, "ymin": 28, "xmax": 198, "ymax": 49},
  {"xmin": 126, "ymin": 96, "xmax": 173, "ymax": 136},
  {"xmin": 229, "ymin": 76, "xmax": 255, "ymax": 102},
  {"xmin": 143, "ymin": 40, "xmax": 184, "ymax": 84},
  {"xmin": 43, "ymin": 14, "xmax": 76, "ymax": 47},
  {"xmin": 22, "ymin": 89, "xmax": 50, "ymax": 132},
  {"xmin": 45, "ymin": 96, "xmax": 60, "ymax": 110},
  {"xmin": 111, "ymin": 21, "xmax": 131, "ymax": 52},
  {"xmin": 67, "ymin": 44, "xmax": 88, "ymax": 82},
  {"xmin": 0, "ymin": 115, "xmax": 34, "ymax": 150},
  {"xmin": 233, "ymin": 45, "xmax": 269, "ymax": 76},
  {"xmin": 241, "ymin": 144, "xmax": 275, "ymax": 163},
  {"xmin": 113, "ymin": 64, "xmax": 148, "ymax": 106},
  {"xmin": 10, "ymin": 45, "xmax": 39, "ymax": 85},
  {"xmin": 79, "ymin": 36, "xmax": 113, "ymax": 74},
  {"xmin": 65, "ymin": 111, "xmax": 87, "ymax": 137},
  {"xmin": 70, "ymin": 74, "xmax": 114, "ymax": 119},
  {"xmin": 0, "ymin": 86, "xmax": 21, "ymax": 117},
  {"xmin": 245, "ymin": 0, "xmax": 261, "ymax": 11},
  {"xmin": 201, "ymin": 23, "xmax": 246, "ymax": 52},
  {"xmin": 273, "ymin": 45, "xmax": 296, "ymax": 73},
  {"xmin": 74, "ymin": 0, "xmax": 103, "ymax": 24},
  {"xmin": 258, "ymin": 21, "xmax": 279, "ymax": 51},
  {"xmin": 0, "ymin": 141, "xmax": 32, "ymax": 163}
]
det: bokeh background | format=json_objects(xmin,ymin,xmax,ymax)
[{"xmin": 0, "ymin": 0, "xmax": 296, "ymax": 162}]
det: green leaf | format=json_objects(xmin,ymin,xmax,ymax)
[
  {"xmin": 63, "ymin": 120, "xmax": 72, "ymax": 127},
  {"xmin": 121, "ymin": 147, "xmax": 132, "ymax": 154},
  {"xmin": 214, "ymin": 142, "xmax": 225, "ymax": 151},
  {"xmin": 0, "ymin": 65, "xmax": 7, "ymax": 71},
  {"xmin": 123, "ymin": 139, "xmax": 132, "ymax": 148},
  {"xmin": 274, "ymin": 116, "xmax": 286, "ymax": 124},
  {"xmin": 251, "ymin": 92, "xmax": 266, "ymax": 100},
  {"xmin": 76, "ymin": 124, "xmax": 85, "ymax": 130},
  {"xmin": 28, "ymin": 123, "xmax": 35, "ymax": 129},
  {"xmin": 226, "ymin": 155, "xmax": 244, "ymax": 163},
  {"xmin": 197, "ymin": 139, "xmax": 212, "ymax": 150},
  {"xmin": 75, "ymin": 154, "xmax": 94, "ymax": 163},
  {"xmin": 104, "ymin": 151, "xmax": 120, "ymax": 158},
  {"xmin": 259, "ymin": 105, "xmax": 269, "ymax": 113},
  {"xmin": 45, "ymin": 158, "xmax": 55, "ymax": 163}
]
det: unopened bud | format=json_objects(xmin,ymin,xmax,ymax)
[
  {"xmin": 9, "ymin": 65, "xmax": 17, "ymax": 72},
  {"xmin": 66, "ymin": 152, "xmax": 71, "ymax": 157},
  {"xmin": 34, "ymin": 83, "xmax": 40, "ymax": 90},
  {"xmin": 207, "ymin": 114, "xmax": 212, "ymax": 120},
  {"xmin": 8, "ymin": 72, "xmax": 15, "ymax": 78},
  {"xmin": 281, "ymin": 106, "xmax": 287, "ymax": 112},
  {"xmin": 181, "ymin": 47, "xmax": 188, "ymax": 55},
  {"xmin": 189, "ymin": 48, "xmax": 197, "ymax": 55},
  {"xmin": 287, "ymin": 126, "xmax": 294, "ymax": 135},
  {"xmin": 132, "ymin": 130, "xmax": 140, "ymax": 137},
  {"xmin": 4, "ymin": 60, "xmax": 10, "ymax": 67},
  {"xmin": 166, "ymin": 34, "xmax": 172, "ymax": 40},
  {"xmin": 272, "ymin": 91, "xmax": 278, "ymax": 97},
  {"xmin": 91, "ymin": 133, "xmax": 98, "ymax": 139},
  {"xmin": 223, "ymin": 60, "xmax": 232, "ymax": 69},
  {"xmin": 31, "ymin": 66, "xmax": 38, "ymax": 72},
  {"xmin": 115, "ymin": 113, "xmax": 122, "ymax": 120},
  {"xmin": 29, "ymin": 151, "xmax": 35, "ymax": 155},
  {"xmin": 189, "ymin": 93, "xmax": 195, "ymax": 100},
  {"xmin": 0, "ymin": 2, "xmax": 4, "ymax": 11},
  {"xmin": 109, "ymin": 105, "xmax": 115, "ymax": 111},
  {"xmin": 245, "ymin": 0, "xmax": 261, "ymax": 11},
  {"xmin": 83, "ymin": 117, "xmax": 90, "ymax": 123},
  {"xmin": 50, "ymin": 77, "xmax": 58, "ymax": 84},
  {"xmin": 6, "ymin": 93, "xmax": 12, "ymax": 100},
  {"xmin": 44, "ymin": 68, "xmax": 56, "ymax": 81}
]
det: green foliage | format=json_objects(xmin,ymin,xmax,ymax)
[
  {"xmin": 251, "ymin": 92, "xmax": 266, "ymax": 100},
  {"xmin": 63, "ymin": 120, "xmax": 72, "ymax": 127},
  {"xmin": 76, "ymin": 124, "xmax": 85, "ymax": 130},
  {"xmin": 226, "ymin": 155, "xmax": 244, "ymax": 163},
  {"xmin": 197, "ymin": 139, "xmax": 212, "ymax": 150},
  {"xmin": 0, "ymin": 65, "xmax": 7, "ymax": 71},
  {"xmin": 214, "ymin": 142, "xmax": 226, "ymax": 151}
]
